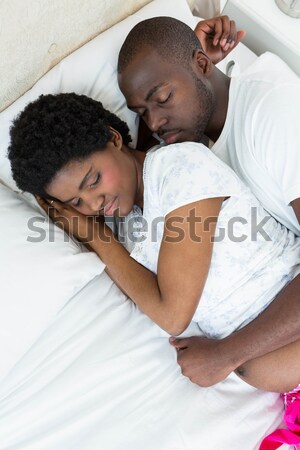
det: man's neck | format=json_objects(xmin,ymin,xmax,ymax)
[{"xmin": 205, "ymin": 69, "xmax": 231, "ymax": 143}]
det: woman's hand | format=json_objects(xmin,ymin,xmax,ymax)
[
  {"xmin": 195, "ymin": 16, "xmax": 246, "ymax": 65},
  {"xmin": 36, "ymin": 197, "xmax": 101, "ymax": 243}
]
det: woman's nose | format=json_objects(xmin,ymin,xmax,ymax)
[{"xmin": 87, "ymin": 194, "xmax": 104, "ymax": 213}]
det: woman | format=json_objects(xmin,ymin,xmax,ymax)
[{"xmin": 8, "ymin": 93, "xmax": 300, "ymax": 401}]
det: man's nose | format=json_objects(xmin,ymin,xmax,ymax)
[{"xmin": 146, "ymin": 109, "xmax": 167, "ymax": 132}]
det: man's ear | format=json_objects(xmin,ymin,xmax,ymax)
[
  {"xmin": 193, "ymin": 49, "xmax": 213, "ymax": 77},
  {"xmin": 109, "ymin": 127, "xmax": 123, "ymax": 149}
]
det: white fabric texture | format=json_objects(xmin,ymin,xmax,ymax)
[
  {"xmin": 0, "ymin": 1, "xmax": 291, "ymax": 448},
  {"xmin": 212, "ymin": 52, "xmax": 300, "ymax": 236},
  {"xmin": 0, "ymin": 0, "xmax": 196, "ymax": 390},
  {"xmin": 130, "ymin": 143, "xmax": 300, "ymax": 338},
  {"xmin": 0, "ymin": 273, "xmax": 286, "ymax": 450},
  {"xmin": 0, "ymin": 0, "xmax": 196, "ymax": 192},
  {"xmin": 0, "ymin": 0, "xmax": 154, "ymax": 112},
  {"xmin": 0, "ymin": 184, "xmax": 105, "ymax": 383}
]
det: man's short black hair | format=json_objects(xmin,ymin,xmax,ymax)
[
  {"xmin": 8, "ymin": 93, "xmax": 132, "ymax": 196},
  {"xmin": 118, "ymin": 16, "xmax": 202, "ymax": 74}
]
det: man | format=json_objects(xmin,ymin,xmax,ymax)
[{"xmin": 117, "ymin": 16, "xmax": 300, "ymax": 388}]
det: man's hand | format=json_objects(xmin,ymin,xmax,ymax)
[
  {"xmin": 195, "ymin": 16, "xmax": 246, "ymax": 65},
  {"xmin": 169, "ymin": 335, "xmax": 237, "ymax": 387}
]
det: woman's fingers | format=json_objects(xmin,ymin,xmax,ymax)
[{"xmin": 35, "ymin": 196, "xmax": 96, "ymax": 242}]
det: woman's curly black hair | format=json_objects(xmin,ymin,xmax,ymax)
[{"xmin": 8, "ymin": 93, "xmax": 132, "ymax": 196}]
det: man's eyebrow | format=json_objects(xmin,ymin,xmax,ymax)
[
  {"xmin": 145, "ymin": 84, "xmax": 163, "ymax": 101},
  {"xmin": 127, "ymin": 84, "xmax": 164, "ymax": 109},
  {"xmin": 62, "ymin": 166, "xmax": 92, "ymax": 203}
]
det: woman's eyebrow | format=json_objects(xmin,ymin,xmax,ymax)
[
  {"xmin": 62, "ymin": 167, "xmax": 93, "ymax": 203},
  {"xmin": 79, "ymin": 166, "xmax": 93, "ymax": 190}
]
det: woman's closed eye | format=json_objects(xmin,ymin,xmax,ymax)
[
  {"xmin": 70, "ymin": 174, "xmax": 100, "ymax": 207},
  {"xmin": 89, "ymin": 173, "xmax": 100, "ymax": 188},
  {"xmin": 72, "ymin": 198, "xmax": 81, "ymax": 208}
]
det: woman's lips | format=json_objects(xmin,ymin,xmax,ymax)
[{"xmin": 104, "ymin": 197, "xmax": 118, "ymax": 216}]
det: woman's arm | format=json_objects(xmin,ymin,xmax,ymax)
[
  {"xmin": 95, "ymin": 198, "xmax": 223, "ymax": 335},
  {"xmin": 39, "ymin": 197, "xmax": 223, "ymax": 335}
]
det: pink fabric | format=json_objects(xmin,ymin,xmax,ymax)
[{"xmin": 259, "ymin": 386, "xmax": 300, "ymax": 450}]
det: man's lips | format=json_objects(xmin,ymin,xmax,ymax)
[
  {"xmin": 103, "ymin": 197, "xmax": 118, "ymax": 216},
  {"xmin": 158, "ymin": 129, "xmax": 182, "ymax": 144}
]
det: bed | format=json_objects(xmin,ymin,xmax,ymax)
[{"xmin": 0, "ymin": 0, "xmax": 291, "ymax": 448}]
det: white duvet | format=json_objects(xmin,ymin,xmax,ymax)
[
  {"xmin": 0, "ymin": 273, "xmax": 285, "ymax": 450},
  {"xmin": 0, "ymin": 0, "xmax": 291, "ymax": 447}
]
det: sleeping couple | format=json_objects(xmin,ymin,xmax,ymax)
[{"xmin": 8, "ymin": 15, "xmax": 300, "ymax": 442}]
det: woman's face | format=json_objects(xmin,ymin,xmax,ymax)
[{"xmin": 46, "ymin": 132, "xmax": 143, "ymax": 217}]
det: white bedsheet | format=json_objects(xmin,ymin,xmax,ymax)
[
  {"xmin": 0, "ymin": 273, "xmax": 286, "ymax": 450},
  {"xmin": 0, "ymin": 1, "xmax": 292, "ymax": 448}
]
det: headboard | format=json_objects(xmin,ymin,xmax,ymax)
[{"xmin": 0, "ymin": 0, "xmax": 196, "ymax": 112}]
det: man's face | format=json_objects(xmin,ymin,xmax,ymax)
[{"xmin": 118, "ymin": 48, "xmax": 215, "ymax": 144}]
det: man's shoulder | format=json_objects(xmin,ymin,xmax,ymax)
[
  {"xmin": 234, "ymin": 52, "xmax": 299, "ymax": 90},
  {"xmin": 230, "ymin": 53, "xmax": 300, "ymax": 123}
]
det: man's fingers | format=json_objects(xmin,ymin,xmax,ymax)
[
  {"xmin": 226, "ymin": 20, "xmax": 237, "ymax": 49},
  {"xmin": 195, "ymin": 18, "xmax": 224, "ymax": 46},
  {"xmin": 236, "ymin": 29, "xmax": 246, "ymax": 44},
  {"xmin": 226, "ymin": 30, "xmax": 246, "ymax": 54},
  {"xmin": 218, "ymin": 15, "xmax": 231, "ymax": 47},
  {"xmin": 195, "ymin": 16, "xmax": 245, "ymax": 52},
  {"xmin": 195, "ymin": 21, "xmax": 214, "ymax": 36}
]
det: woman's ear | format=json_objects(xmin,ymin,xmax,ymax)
[
  {"xmin": 109, "ymin": 127, "xmax": 123, "ymax": 149},
  {"xmin": 193, "ymin": 49, "xmax": 213, "ymax": 77}
]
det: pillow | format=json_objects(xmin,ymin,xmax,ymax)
[
  {"xmin": 0, "ymin": 0, "xmax": 196, "ymax": 191},
  {"xmin": 0, "ymin": 0, "xmax": 154, "ymax": 112},
  {"xmin": 0, "ymin": 183, "xmax": 105, "ymax": 382},
  {"xmin": 0, "ymin": 0, "xmax": 196, "ymax": 383}
]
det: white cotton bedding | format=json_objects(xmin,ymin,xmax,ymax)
[
  {"xmin": 0, "ymin": 0, "xmax": 292, "ymax": 448},
  {"xmin": 0, "ymin": 273, "xmax": 286, "ymax": 450}
]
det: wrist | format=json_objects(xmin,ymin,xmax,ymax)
[{"xmin": 216, "ymin": 334, "xmax": 248, "ymax": 371}]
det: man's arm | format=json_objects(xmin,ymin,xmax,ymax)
[
  {"xmin": 291, "ymin": 197, "xmax": 300, "ymax": 224},
  {"xmin": 170, "ymin": 81, "xmax": 300, "ymax": 388},
  {"xmin": 170, "ymin": 273, "xmax": 300, "ymax": 387}
]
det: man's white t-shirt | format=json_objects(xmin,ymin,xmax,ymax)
[
  {"xmin": 212, "ymin": 53, "xmax": 300, "ymax": 236},
  {"xmin": 129, "ymin": 143, "xmax": 300, "ymax": 338}
]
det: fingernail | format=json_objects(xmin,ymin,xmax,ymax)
[
  {"xmin": 230, "ymin": 40, "xmax": 235, "ymax": 48},
  {"xmin": 224, "ymin": 43, "xmax": 230, "ymax": 51},
  {"xmin": 169, "ymin": 337, "xmax": 175, "ymax": 342},
  {"xmin": 214, "ymin": 38, "xmax": 219, "ymax": 46},
  {"xmin": 221, "ymin": 38, "xmax": 227, "ymax": 46}
]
